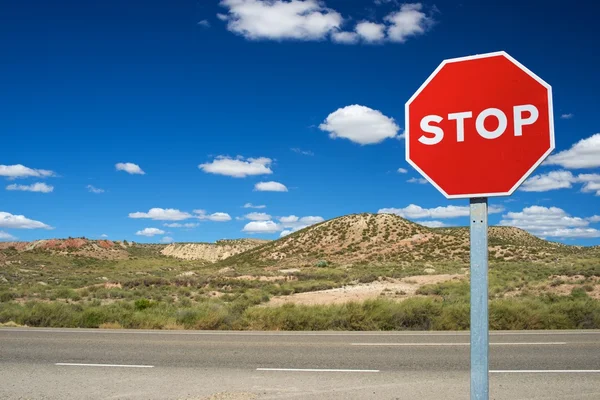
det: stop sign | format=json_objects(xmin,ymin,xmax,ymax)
[{"xmin": 405, "ymin": 51, "xmax": 554, "ymax": 199}]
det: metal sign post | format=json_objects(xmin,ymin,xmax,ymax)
[
  {"xmin": 405, "ymin": 51, "xmax": 555, "ymax": 400},
  {"xmin": 470, "ymin": 197, "xmax": 489, "ymax": 400}
]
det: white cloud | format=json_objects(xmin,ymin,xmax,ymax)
[
  {"xmin": 86, "ymin": 185, "xmax": 105, "ymax": 194},
  {"xmin": 0, "ymin": 211, "xmax": 52, "ymax": 229},
  {"xmin": 198, "ymin": 19, "xmax": 211, "ymax": 28},
  {"xmin": 499, "ymin": 206, "xmax": 600, "ymax": 238},
  {"xmin": 397, "ymin": 168, "xmax": 408, "ymax": 174},
  {"xmin": 291, "ymin": 148, "xmax": 314, "ymax": 156},
  {"xmin": 6, "ymin": 182, "xmax": 54, "ymax": 193},
  {"xmin": 418, "ymin": 220, "xmax": 446, "ymax": 228},
  {"xmin": 116, "ymin": 162, "xmax": 145, "ymax": 175},
  {"xmin": 161, "ymin": 236, "xmax": 175, "ymax": 243},
  {"xmin": 219, "ymin": 0, "xmax": 343, "ymax": 41},
  {"xmin": 500, "ymin": 206, "xmax": 589, "ymax": 231},
  {"xmin": 218, "ymin": 1, "xmax": 434, "ymax": 45},
  {"xmin": 279, "ymin": 229, "xmax": 293, "ymax": 237},
  {"xmin": 378, "ymin": 204, "xmax": 504, "ymax": 219},
  {"xmin": 385, "ymin": 3, "xmax": 433, "ymax": 43},
  {"xmin": 242, "ymin": 214, "xmax": 324, "ymax": 234},
  {"xmin": 542, "ymin": 228, "xmax": 600, "ymax": 238},
  {"xmin": 208, "ymin": 212, "xmax": 232, "ymax": 222},
  {"xmin": 243, "ymin": 203, "xmax": 266, "ymax": 209},
  {"xmin": 331, "ymin": 31, "xmax": 359, "ymax": 44},
  {"xmin": 199, "ymin": 156, "xmax": 273, "ymax": 178},
  {"xmin": 545, "ymin": 134, "xmax": 600, "ymax": 169},
  {"xmin": 279, "ymin": 215, "xmax": 299, "ymax": 224},
  {"xmin": 520, "ymin": 170, "xmax": 575, "ymax": 192},
  {"xmin": 129, "ymin": 208, "xmax": 192, "ymax": 221},
  {"xmin": 254, "ymin": 181, "xmax": 288, "ymax": 192},
  {"xmin": 0, "ymin": 231, "xmax": 17, "ymax": 241},
  {"xmin": 520, "ymin": 170, "xmax": 600, "ymax": 195},
  {"xmin": 164, "ymin": 223, "xmax": 199, "ymax": 228},
  {"xmin": 578, "ymin": 174, "xmax": 600, "ymax": 196},
  {"xmin": 319, "ymin": 105, "xmax": 399, "ymax": 145},
  {"xmin": 245, "ymin": 212, "xmax": 272, "ymax": 221},
  {"xmin": 560, "ymin": 113, "xmax": 574, "ymax": 119},
  {"xmin": 374, "ymin": 0, "xmax": 400, "ymax": 5},
  {"xmin": 407, "ymin": 177, "xmax": 427, "ymax": 184},
  {"xmin": 279, "ymin": 215, "xmax": 324, "ymax": 232},
  {"xmin": 195, "ymin": 210, "xmax": 232, "ymax": 222},
  {"xmin": 588, "ymin": 216, "xmax": 600, "ymax": 223},
  {"xmin": 0, "ymin": 164, "xmax": 55, "ymax": 179},
  {"xmin": 136, "ymin": 228, "xmax": 165, "ymax": 237},
  {"xmin": 355, "ymin": 21, "xmax": 386, "ymax": 42},
  {"xmin": 100, "ymin": 234, "xmax": 108, "ymax": 238},
  {"xmin": 243, "ymin": 220, "xmax": 281, "ymax": 233}
]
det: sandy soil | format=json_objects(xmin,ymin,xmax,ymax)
[
  {"xmin": 183, "ymin": 392, "xmax": 257, "ymax": 400},
  {"xmin": 162, "ymin": 240, "xmax": 267, "ymax": 262},
  {"xmin": 234, "ymin": 275, "xmax": 297, "ymax": 282},
  {"xmin": 266, "ymin": 274, "xmax": 465, "ymax": 306}
]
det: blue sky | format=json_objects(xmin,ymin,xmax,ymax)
[{"xmin": 1, "ymin": 0, "xmax": 599, "ymax": 245}]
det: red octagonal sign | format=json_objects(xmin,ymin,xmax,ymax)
[{"xmin": 406, "ymin": 51, "xmax": 555, "ymax": 199}]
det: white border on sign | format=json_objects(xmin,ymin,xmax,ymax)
[{"xmin": 405, "ymin": 51, "xmax": 555, "ymax": 199}]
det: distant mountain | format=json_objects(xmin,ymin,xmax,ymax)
[
  {"xmin": 161, "ymin": 239, "xmax": 269, "ymax": 262},
  {"xmin": 216, "ymin": 213, "xmax": 588, "ymax": 267},
  {"xmin": 0, "ymin": 238, "xmax": 145, "ymax": 260},
  {"xmin": 0, "ymin": 237, "xmax": 269, "ymax": 263},
  {"xmin": 1, "ymin": 214, "xmax": 594, "ymax": 265}
]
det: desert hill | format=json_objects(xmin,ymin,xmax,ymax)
[
  {"xmin": 217, "ymin": 213, "xmax": 583, "ymax": 267},
  {"xmin": 0, "ymin": 238, "xmax": 144, "ymax": 260},
  {"xmin": 0, "ymin": 237, "xmax": 268, "ymax": 263},
  {"xmin": 0, "ymin": 214, "xmax": 592, "ymax": 265},
  {"xmin": 160, "ymin": 239, "xmax": 269, "ymax": 261}
]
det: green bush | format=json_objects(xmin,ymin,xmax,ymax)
[
  {"xmin": 175, "ymin": 303, "xmax": 229, "ymax": 329},
  {"xmin": 55, "ymin": 288, "xmax": 80, "ymax": 300},
  {"xmin": 0, "ymin": 292, "xmax": 16, "ymax": 303},
  {"xmin": 134, "ymin": 298, "xmax": 154, "ymax": 311},
  {"xmin": 0, "ymin": 296, "xmax": 598, "ymax": 331},
  {"xmin": 571, "ymin": 287, "xmax": 589, "ymax": 299}
]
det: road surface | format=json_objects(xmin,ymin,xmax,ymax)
[{"xmin": 1, "ymin": 328, "xmax": 599, "ymax": 399}]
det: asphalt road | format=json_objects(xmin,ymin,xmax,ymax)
[{"xmin": 1, "ymin": 328, "xmax": 599, "ymax": 400}]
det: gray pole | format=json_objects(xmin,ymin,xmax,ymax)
[{"xmin": 470, "ymin": 197, "xmax": 489, "ymax": 400}]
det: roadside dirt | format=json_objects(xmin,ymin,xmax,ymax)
[
  {"xmin": 266, "ymin": 274, "xmax": 465, "ymax": 306},
  {"xmin": 185, "ymin": 392, "xmax": 258, "ymax": 400},
  {"xmin": 234, "ymin": 275, "xmax": 297, "ymax": 282}
]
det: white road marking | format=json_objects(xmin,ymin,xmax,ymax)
[
  {"xmin": 491, "ymin": 370, "xmax": 600, "ymax": 373},
  {"xmin": 2, "ymin": 328, "xmax": 598, "ymax": 336},
  {"xmin": 351, "ymin": 342, "xmax": 567, "ymax": 346},
  {"xmin": 55, "ymin": 363, "xmax": 154, "ymax": 368},
  {"xmin": 257, "ymin": 368, "xmax": 379, "ymax": 373},
  {"xmin": 490, "ymin": 342, "xmax": 567, "ymax": 345},
  {"xmin": 353, "ymin": 343, "xmax": 469, "ymax": 346}
]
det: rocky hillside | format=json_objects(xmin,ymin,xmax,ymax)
[
  {"xmin": 161, "ymin": 239, "xmax": 269, "ymax": 261},
  {"xmin": 1, "ymin": 214, "xmax": 592, "ymax": 266},
  {"xmin": 0, "ymin": 237, "xmax": 268, "ymax": 263},
  {"xmin": 0, "ymin": 238, "xmax": 156, "ymax": 260},
  {"xmin": 218, "ymin": 213, "xmax": 583, "ymax": 267}
]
